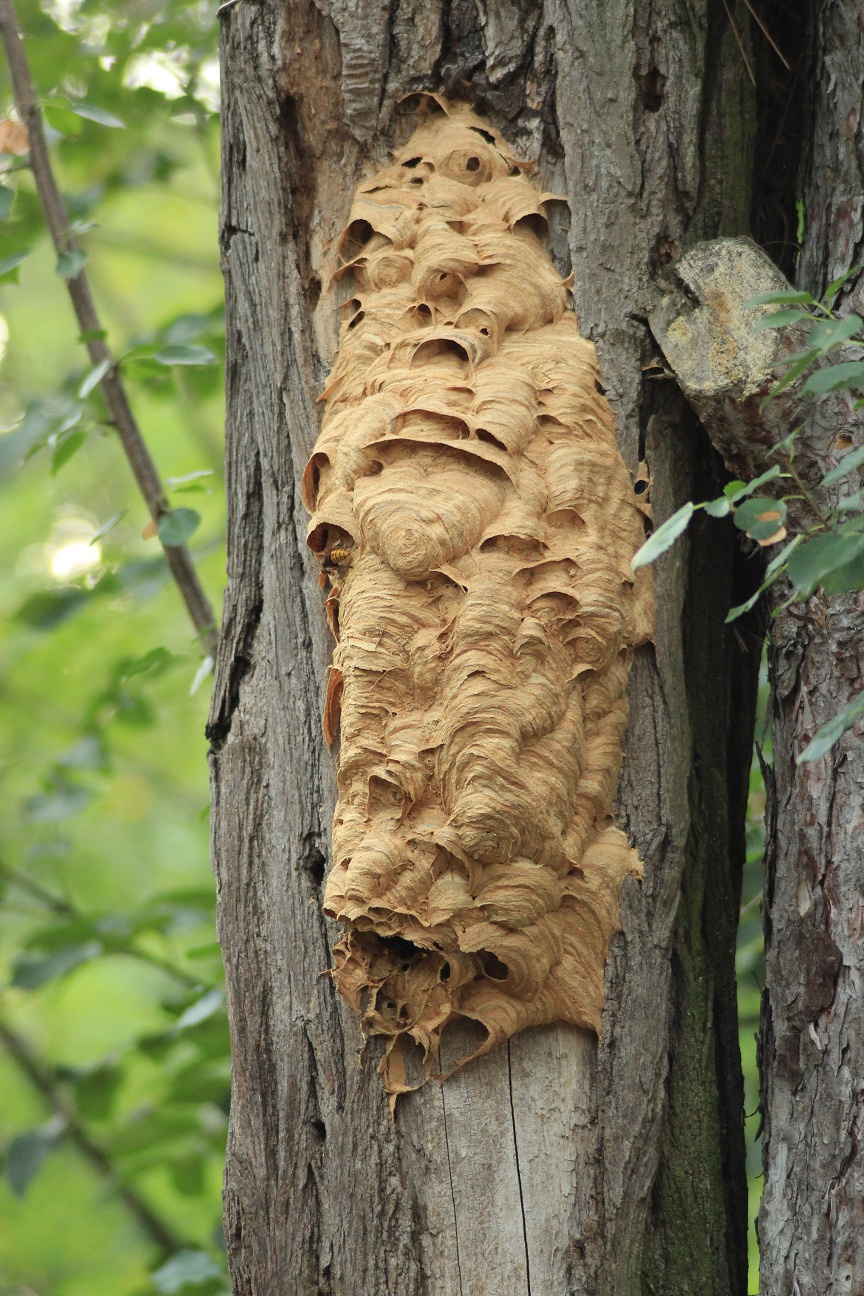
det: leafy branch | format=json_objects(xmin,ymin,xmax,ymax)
[
  {"xmin": 0, "ymin": 0, "xmax": 217, "ymax": 657},
  {"xmin": 634, "ymin": 268, "xmax": 864, "ymax": 762},
  {"xmin": 0, "ymin": 856, "xmax": 205, "ymax": 990},
  {"xmin": 0, "ymin": 1013, "xmax": 185, "ymax": 1258}
]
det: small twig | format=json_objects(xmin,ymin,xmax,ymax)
[
  {"xmin": 0, "ymin": 0, "xmax": 217, "ymax": 658},
  {"xmin": 0, "ymin": 859, "xmax": 73, "ymax": 915},
  {"xmin": 0, "ymin": 1015, "xmax": 185, "ymax": 1259},
  {"xmin": 784, "ymin": 458, "xmax": 829, "ymax": 527},
  {"xmin": 739, "ymin": 891, "xmax": 762, "ymax": 917},
  {"xmin": 739, "ymin": 0, "xmax": 790, "ymax": 70},
  {"xmin": 721, "ymin": 0, "xmax": 756, "ymax": 86}
]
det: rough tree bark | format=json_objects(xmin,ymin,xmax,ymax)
[{"xmin": 208, "ymin": 4, "xmax": 765, "ymax": 1294}]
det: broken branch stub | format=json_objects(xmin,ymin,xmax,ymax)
[
  {"xmin": 303, "ymin": 99, "xmax": 653, "ymax": 1096},
  {"xmin": 648, "ymin": 237, "xmax": 860, "ymax": 497}
]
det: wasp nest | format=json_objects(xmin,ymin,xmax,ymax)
[{"xmin": 303, "ymin": 99, "xmax": 653, "ymax": 1096}]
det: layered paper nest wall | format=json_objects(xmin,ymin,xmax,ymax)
[{"xmin": 303, "ymin": 98, "xmax": 654, "ymax": 1096}]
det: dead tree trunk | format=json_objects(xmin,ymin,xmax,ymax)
[{"xmin": 209, "ymin": 4, "xmax": 762, "ymax": 1293}]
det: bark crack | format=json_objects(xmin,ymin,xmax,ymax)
[
  {"xmin": 440, "ymin": 1083, "xmax": 464, "ymax": 1296},
  {"xmin": 507, "ymin": 1040, "xmax": 532, "ymax": 1296},
  {"xmin": 205, "ymin": 595, "xmax": 263, "ymax": 750}
]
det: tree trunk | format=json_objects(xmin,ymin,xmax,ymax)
[
  {"xmin": 208, "ymin": 3, "xmax": 761, "ymax": 1293},
  {"xmin": 646, "ymin": 1, "xmax": 864, "ymax": 1284},
  {"xmin": 764, "ymin": 7, "xmax": 864, "ymax": 1290}
]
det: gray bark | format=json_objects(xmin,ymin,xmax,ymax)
[
  {"xmin": 209, "ymin": 4, "xmax": 760, "ymax": 1293},
  {"xmin": 650, "ymin": 237, "xmax": 864, "ymax": 1296}
]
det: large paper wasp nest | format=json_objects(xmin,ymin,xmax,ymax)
[{"xmin": 303, "ymin": 99, "xmax": 653, "ymax": 1095}]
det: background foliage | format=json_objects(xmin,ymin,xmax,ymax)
[
  {"xmin": 0, "ymin": 3, "xmax": 769, "ymax": 1293},
  {"xmin": 0, "ymin": 2, "xmax": 227, "ymax": 1291}
]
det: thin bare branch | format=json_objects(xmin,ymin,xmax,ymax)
[
  {"xmin": 0, "ymin": 859, "xmax": 73, "ymax": 915},
  {"xmin": 740, "ymin": 0, "xmax": 790, "ymax": 71},
  {"xmin": 0, "ymin": 0, "xmax": 218, "ymax": 657}
]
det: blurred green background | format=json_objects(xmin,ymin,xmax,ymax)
[
  {"xmin": 0, "ymin": 4, "xmax": 767, "ymax": 1292},
  {"xmin": 0, "ymin": 2, "xmax": 228, "ymax": 1292}
]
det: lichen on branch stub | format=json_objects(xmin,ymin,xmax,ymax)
[{"xmin": 303, "ymin": 97, "xmax": 653, "ymax": 1097}]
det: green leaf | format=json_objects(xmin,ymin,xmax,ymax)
[
  {"xmin": 23, "ymin": 916, "xmax": 125, "ymax": 955},
  {"xmin": 121, "ymin": 646, "xmax": 178, "ymax": 681},
  {"xmin": 752, "ymin": 309, "xmax": 811, "ymax": 332},
  {"xmin": 79, "ymin": 359, "xmax": 111, "ymax": 398},
  {"xmin": 78, "ymin": 328, "xmax": 107, "ymax": 343},
  {"xmin": 167, "ymin": 470, "xmax": 214, "ymax": 486},
  {"xmin": 767, "ymin": 349, "xmax": 820, "ymax": 399},
  {"xmin": 765, "ymin": 533, "xmax": 804, "ymax": 580},
  {"xmin": 175, "ymin": 988, "xmax": 224, "ymax": 1031},
  {"xmin": 50, "ymin": 430, "xmax": 87, "ymax": 475},
  {"xmin": 158, "ymin": 508, "xmax": 201, "ymax": 546},
  {"xmin": 15, "ymin": 587, "xmax": 91, "ymax": 630},
  {"xmin": 108, "ymin": 1110, "xmax": 202, "ymax": 1155},
  {"xmin": 151, "ymin": 1249, "xmax": 223, "ymax": 1294},
  {"xmin": 725, "ymin": 535, "xmax": 804, "ymax": 622},
  {"xmin": 42, "ymin": 103, "xmax": 84, "ymax": 136},
  {"xmin": 822, "ymin": 444, "xmax": 864, "ymax": 486},
  {"xmin": 0, "ymin": 184, "xmax": 14, "ymax": 221},
  {"xmin": 168, "ymin": 1058, "xmax": 230, "ymax": 1105},
  {"xmin": 56, "ymin": 249, "xmax": 88, "ymax": 279},
  {"xmin": 171, "ymin": 1154, "xmax": 206, "ymax": 1196},
  {"xmin": 90, "ymin": 510, "xmax": 127, "ymax": 544},
  {"xmin": 821, "ymin": 545, "xmax": 864, "ymax": 595},
  {"xmin": 71, "ymin": 103, "xmax": 126, "ymax": 128},
  {"xmin": 836, "ymin": 491, "xmax": 864, "ymax": 513},
  {"xmin": 24, "ymin": 781, "xmax": 95, "ymax": 823},
  {"xmin": 725, "ymin": 588, "xmax": 764, "ymax": 623},
  {"xmin": 732, "ymin": 496, "xmax": 787, "ymax": 541},
  {"xmin": 630, "ymin": 502, "xmax": 694, "ymax": 572},
  {"xmin": 186, "ymin": 942, "xmax": 222, "ymax": 960},
  {"xmin": 787, "ymin": 531, "xmax": 864, "ymax": 597},
  {"xmin": 702, "ymin": 496, "xmax": 731, "ymax": 518},
  {"xmin": 154, "ymin": 344, "xmax": 217, "ymax": 366},
  {"xmin": 803, "ymin": 361, "xmax": 864, "ymax": 395},
  {"xmin": 726, "ymin": 465, "xmax": 784, "ymax": 503},
  {"xmin": 744, "ymin": 290, "xmax": 816, "ymax": 307},
  {"xmin": 824, "ymin": 264, "xmax": 862, "ymax": 308},
  {"xmin": 72, "ymin": 1063, "xmax": 124, "ymax": 1120},
  {"xmin": 57, "ymin": 734, "xmax": 107, "ymax": 770},
  {"xmin": 797, "ymin": 690, "xmax": 864, "ymax": 763},
  {"xmin": 5, "ymin": 1121, "xmax": 65, "ymax": 1197},
  {"xmin": 836, "ymin": 512, "xmax": 864, "ymax": 534},
  {"xmin": 808, "ymin": 313, "xmax": 863, "ymax": 354},
  {"xmin": 11, "ymin": 941, "xmax": 102, "ymax": 989},
  {"xmin": 190, "ymin": 654, "xmax": 214, "ymax": 696},
  {"xmin": 0, "ymin": 249, "xmax": 30, "ymax": 281}
]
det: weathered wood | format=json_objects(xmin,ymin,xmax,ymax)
[
  {"xmin": 650, "ymin": 236, "xmax": 864, "ymax": 1296},
  {"xmin": 210, "ymin": 5, "xmax": 760, "ymax": 1293}
]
